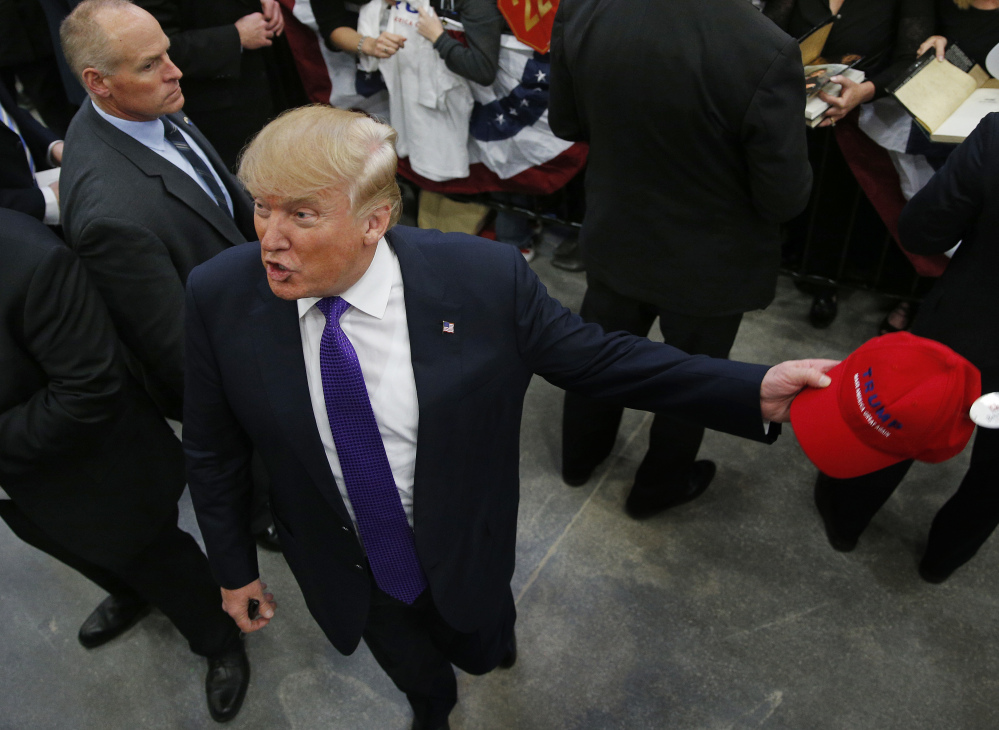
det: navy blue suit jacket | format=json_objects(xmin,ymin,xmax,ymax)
[{"xmin": 184, "ymin": 226, "xmax": 777, "ymax": 654}]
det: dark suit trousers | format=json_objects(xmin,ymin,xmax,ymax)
[
  {"xmin": 0, "ymin": 502, "xmax": 239, "ymax": 658},
  {"xmin": 815, "ymin": 426, "xmax": 999, "ymax": 573},
  {"xmin": 562, "ymin": 277, "xmax": 743, "ymax": 489},
  {"xmin": 362, "ymin": 583, "xmax": 516, "ymax": 727}
]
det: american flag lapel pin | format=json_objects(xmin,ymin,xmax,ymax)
[{"xmin": 442, "ymin": 320, "xmax": 455, "ymax": 334}]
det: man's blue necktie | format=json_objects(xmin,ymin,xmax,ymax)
[
  {"xmin": 316, "ymin": 296, "xmax": 428, "ymax": 604},
  {"xmin": 161, "ymin": 118, "xmax": 231, "ymax": 216}
]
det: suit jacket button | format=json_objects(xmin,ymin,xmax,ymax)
[
  {"xmin": 342, "ymin": 526, "xmax": 350, "ymax": 533},
  {"xmin": 354, "ymin": 564, "xmax": 363, "ymax": 571}
]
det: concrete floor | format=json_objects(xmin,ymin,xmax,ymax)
[{"xmin": 2, "ymin": 245, "xmax": 996, "ymax": 730}]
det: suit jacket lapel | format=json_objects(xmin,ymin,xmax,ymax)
[
  {"xmin": 85, "ymin": 104, "xmax": 248, "ymax": 247},
  {"xmin": 249, "ymin": 278, "xmax": 353, "ymax": 524},
  {"xmin": 389, "ymin": 231, "xmax": 463, "ymax": 509},
  {"xmin": 169, "ymin": 112, "xmax": 257, "ymax": 238}
]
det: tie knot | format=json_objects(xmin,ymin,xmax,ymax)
[{"xmin": 316, "ymin": 296, "xmax": 350, "ymax": 324}]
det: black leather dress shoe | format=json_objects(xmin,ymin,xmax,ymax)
[
  {"xmin": 498, "ymin": 631, "xmax": 517, "ymax": 669},
  {"xmin": 254, "ymin": 523, "xmax": 282, "ymax": 552},
  {"xmin": 918, "ymin": 561, "xmax": 957, "ymax": 584},
  {"xmin": 78, "ymin": 594, "xmax": 151, "ymax": 649},
  {"xmin": 625, "ymin": 460, "xmax": 716, "ymax": 519},
  {"xmin": 808, "ymin": 293, "xmax": 838, "ymax": 329},
  {"xmin": 206, "ymin": 640, "xmax": 250, "ymax": 723},
  {"xmin": 411, "ymin": 718, "xmax": 450, "ymax": 730},
  {"xmin": 813, "ymin": 473, "xmax": 858, "ymax": 552},
  {"xmin": 562, "ymin": 465, "xmax": 595, "ymax": 487}
]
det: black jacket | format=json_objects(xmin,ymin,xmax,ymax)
[
  {"xmin": 0, "ymin": 210, "xmax": 185, "ymax": 570},
  {"xmin": 549, "ymin": 0, "xmax": 812, "ymax": 316},
  {"xmin": 0, "ymin": 82, "xmax": 57, "ymax": 220},
  {"xmin": 900, "ymin": 111, "xmax": 999, "ymax": 389},
  {"xmin": 60, "ymin": 101, "xmax": 256, "ymax": 420}
]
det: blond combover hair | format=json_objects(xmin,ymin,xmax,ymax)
[
  {"xmin": 953, "ymin": 0, "xmax": 973, "ymax": 8},
  {"xmin": 239, "ymin": 105, "xmax": 402, "ymax": 228},
  {"xmin": 60, "ymin": 0, "xmax": 135, "ymax": 79}
]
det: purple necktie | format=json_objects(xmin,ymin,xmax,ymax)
[{"xmin": 316, "ymin": 296, "xmax": 428, "ymax": 604}]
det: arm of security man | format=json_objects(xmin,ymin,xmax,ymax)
[
  {"xmin": 760, "ymin": 359, "xmax": 838, "ymax": 423},
  {"xmin": 221, "ymin": 579, "xmax": 276, "ymax": 633}
]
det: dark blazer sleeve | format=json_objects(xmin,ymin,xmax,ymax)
[
  {"xmin": 0, "ymin": 242, "xmax": 125, "ymax": 474},
  {"xmin": 742, "ymin": 36, "xmax": 812, "ymax": 223},
  {"xmin": 0, "ymin": 174, "xmax": 46, "ymax": 221},
  {"xmin": 136, "ymin": 0, "xmax": 243, "ymax": 79},
  {"xmin": 72, "ymin": 215, "xmax": 187, "ymax": 421},
  {"xmin": 1, "ymin": 84, "xmax": 59, "ymax": 163},
  {"xmin": 898, "ymin": 113, "xmax": 996, "ymax": 256},
  {"xmin": 507, "ymin": 251, "xmax": 775, "ymax": 442},
  {"xmin": 183, "ymin": 266, "xmax": 259, "ymax": 589},
  {"xmin": 547, "ymin": 0, "xmax": 585, "ymax": 142},
  {"xmin": 0, "ymin": 83, "xmax": 58, "ymax": 219}
]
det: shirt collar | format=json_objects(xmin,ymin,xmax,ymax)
[
  {"xmin": 92, "ymin": 99, "xmax": 169, "ymax": 152},
  {"xmin": 297, "ymin": 237, "xmax": 395, "ymax": 321}
]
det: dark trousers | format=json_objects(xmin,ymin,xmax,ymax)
[
  {"xmin": 0, "ymin": 502, "xmax": 238, "ymax": 658},
  {"xmin": 562, "ymin": 277, "xmax": 743, "ymax": 489},
  {"xmin": 816, "ymin": 426, "xmax": 999, "ymax": 573},
  {"xmin": 362, "ymin": 584, "xmax": 516, "ymax": 728}
]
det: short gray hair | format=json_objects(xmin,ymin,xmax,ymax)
[{"xmin": 60, "ymin": 0, "xmax": 136, "ymax": 79}]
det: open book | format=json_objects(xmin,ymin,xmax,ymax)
[{"xmin": 889, "ymin": 45, "xmax": 999, "ymax": 144}]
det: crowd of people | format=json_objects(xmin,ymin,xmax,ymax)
[{"xmin": 1, "ymin": 0, "xmax": 996, "ymax": 727}]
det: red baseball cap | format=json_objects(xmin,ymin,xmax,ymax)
[{"xmin": 790, "ymin": 332, "xmax": 980, "ymax": 479}]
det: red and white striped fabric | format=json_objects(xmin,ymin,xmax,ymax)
[{"xmin": 277, "ymin": 0, "xmax": 586, "ymax": 194}]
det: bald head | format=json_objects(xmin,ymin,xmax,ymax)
[
  {"xmin": 61, "ymin": 0, "xmax": 185, "ymax": 122},
  {"xmin": 60, "ymin": 0, "xmax": 140, "ymax": 79}
]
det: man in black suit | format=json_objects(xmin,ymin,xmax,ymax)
[
  {"xmin": 0, "ymin": 80, "xmax": 63, "ymax": 223},
  {"xmin": 0, "ymin": 209, "xmax": 249, "ymax": 722},
  {"xmin": 549, "ymin": 0, "xmax": 812, "ymax": 517},
  {"xmin": 134, "ymin": 0, "xmax": 306, "ymax": 171},
  {"xmin": 813, "ymin": 112, "xmax": 999, "ymax": 583},
  {"xmin": 184, "ymin": 105, "xmax": 833, "ymax": 730},
  {"xmin": 59, "ymin": 0, "xmax": 279, "ymax": 545}
]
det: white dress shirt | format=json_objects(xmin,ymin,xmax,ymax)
[
  {"xmin": 298, "ymin": 238, "xmax": 420, "ymax": 531},
  {"xmin": 92, "ymin": 101, "xmax": 234, "ymax": 215}
]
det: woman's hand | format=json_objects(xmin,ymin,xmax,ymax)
[
  {"xmin": 363, "ymin": 31, "xmax": 406, "ymax": 58},
  {"xmin": 260, "ymin": 0, "xmax": 285, "ymax": 36},
  {"xmin": 417, "ymin": 6, "xmax": 445, "ymax": 43},
  {"xmin": 917, "ymin": 35, "xmax": 948, "ymax": 61},
  {"xmin": 818, "ymin": 77, "xmax": 875, "ymax": 127}
]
